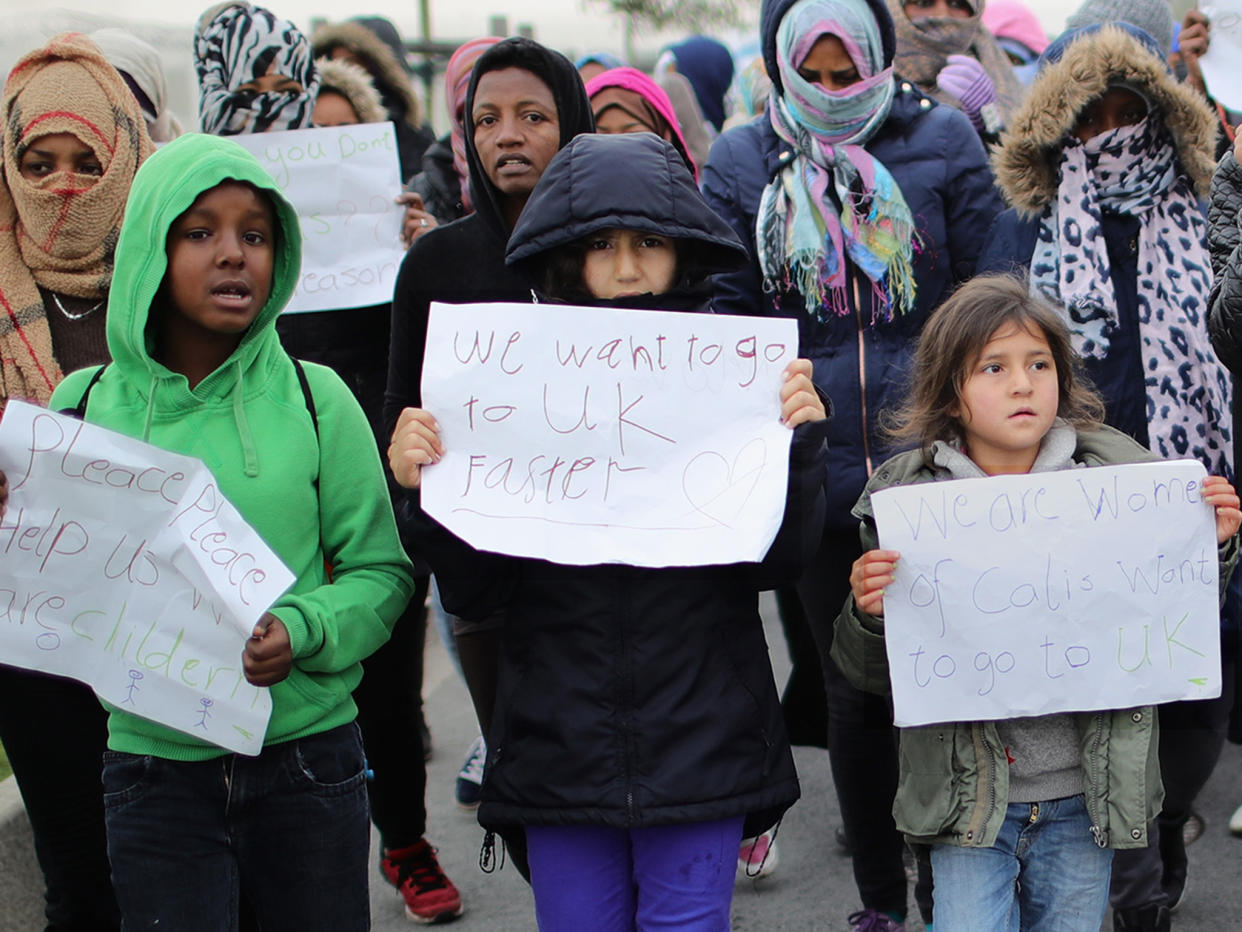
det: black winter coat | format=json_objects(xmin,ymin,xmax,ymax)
[
  {"xmin": 1207, "ymin": 150, "xmax": 1242, "ymax": 480},
  {"xmin": 405, "ymin": 135, "xmax": 467, "ymax": 227},
  {"xmin": 1209, "ymin": 150, "xmax": 1242, "ymax": 373},
  {"xmin": 411, "ymin": 133, "xmax": 829, "ymax": 834}
]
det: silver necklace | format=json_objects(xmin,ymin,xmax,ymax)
[{"xmin": 51, "ymin": 293, "xmax": 104, "ymax": 320}]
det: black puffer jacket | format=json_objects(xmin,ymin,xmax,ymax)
[
  {"xmin": 405, "ymin": 135, "xmax": 465, "ymax": 225},
  {"xmin": 414, "ymin": 133, "xmax": 830, "ymax": 834},
  {"xmin": 1209, "ymin": 150, "xmax": 1242, "ymax": 373},
  {"xmin": 1207, "ymin": 150, "xmax": 1242, "ymax": 477}
]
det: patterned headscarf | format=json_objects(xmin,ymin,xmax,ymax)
[
  {"xmin": 758, "ymin": 0, "xmax": 917, "ymax": 320},
  {"xmin": 195, "ymin": 2, "xmax": 319, "ymax": 135},
  {"xmin": 1031, "ymin": 116, "xmax": 1233, "ymax": 474},
  {"xmin": 887, "ymin": 0, "xmax": 1023, "ymax": 126},
  {"xmin": 445, "ymin": 37, "xmax": 502, "ymax": 214},
  {"xmin": 0, "ymin": 32, "xmax": 153, "ymax": 409}
]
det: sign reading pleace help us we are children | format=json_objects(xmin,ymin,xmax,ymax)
[
  {"xmin": 0, "ymin": 402, "xmax": 296, "ymax": 755},
  {"xmin": 420, "ymin": 302, "xmax": 799, "ymax": 567},
  {"xmin": 232, "ymin": 123, "xmax": 404, "ymax": 314},
  {"xmin": 871, "ymin": 461, "xmax": 1222, "ymax": 728}
]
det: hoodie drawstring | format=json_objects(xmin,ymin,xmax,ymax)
[
  {"xmin": 142, "ymin": 376, "xmax": 158, "ymax": 442},
  {"xmin": 232, "ymin": 359, "xmax": 259, "ymax": 477}
]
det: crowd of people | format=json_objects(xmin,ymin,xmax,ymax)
[{"xmin": 3, "ymin": 0, "xmax": 1242, "ymax": 930}]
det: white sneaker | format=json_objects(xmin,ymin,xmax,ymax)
[
  {"xmin": 736, "ymin": 828, "xmax": 779, "ymax": 880},
  {"xmin": 1229, "ymin": 802, "xmax": 1242, "ymax": 836},
  {"xmin": 454, "ymin": 735, "xmax": 486, "ymax": 810}
]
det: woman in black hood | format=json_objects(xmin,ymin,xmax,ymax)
[
  {"xmin": 391, "ymin": 131, "xmax": 830, "ymax": 929},
  {"xmin": 384, "ymin": 36, "xmax": 593, "ymax": 828}
]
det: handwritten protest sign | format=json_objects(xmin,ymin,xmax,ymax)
[
  {"xmin": 1199, "ymin": 3, "xmax": 1242, "ymax": 110},
  {"xmin": 0, "ymin": 402, "xmax": 296, "ymax": 755},
  {"xmin": 232, "ymin": 123, "xmax": 404, "ymax": 314},
  {"xmin": 420, "ymin": 301, "xmax": 798, "ymax": 566},
  {"xmin": 871, "ymin": 461, "xmax": 1221, "ymax": 727}
]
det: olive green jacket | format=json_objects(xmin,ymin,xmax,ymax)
[{"xmin": 831, "ymin": 425, "xmax": 1239, "ymax": 850}]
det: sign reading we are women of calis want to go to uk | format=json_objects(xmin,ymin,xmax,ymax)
[
  {"xmin": 872, "ymin": 460, "xmax": 1223, "ymax": 727},
  {"xmin": 0, "ymin": 402, "xmax": 295, "ymax": 755}
]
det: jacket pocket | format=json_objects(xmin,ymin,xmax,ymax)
[{"xmin": 894, "ymin": 726, "xmax": 964, "ymax": 838}]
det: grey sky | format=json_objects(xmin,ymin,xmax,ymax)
[{"xmin": 26, "ymin": 1, "xmax": 1086, "ymax": 63}]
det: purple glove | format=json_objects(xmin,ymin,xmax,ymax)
[{"xmin": 936, "ymin": 54, "xmax": 997, "ymax": 133}]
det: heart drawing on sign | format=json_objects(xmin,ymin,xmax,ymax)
[{"xmin": 681, "ymin": 438, "xmax": 768, "ymax": 528}]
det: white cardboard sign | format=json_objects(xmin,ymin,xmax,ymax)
[
  {"xmin": 0, "ymin": 402, "xmax": 296, "ymax": 754},
  {"xmin": 420, "ymin": 301, "xmax": 799, "ymax": 567},
  {"xmin": 1198, "ymin": 3, "xmax": 1242, "ymax": 111},
  {"xmin": 232, "ymin": 123, "xmax": 405, "ymax": 314},
  {"xmin": 871, "ymin": 461, "xmax": 1222, "ymax": 727}
]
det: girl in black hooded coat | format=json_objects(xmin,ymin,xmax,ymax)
[{"xmin": 389, "ymin": 132, "xmax": 830, "ymax": 931}]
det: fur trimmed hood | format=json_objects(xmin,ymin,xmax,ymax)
[
  {"xmin": 992, "ymin": 24, "xmax": 1217, "ymax": 218},
  {"xmin": 311, "ymin": 20, "xmax": 420, "ymax": 127},
  {"xmin": 315, "ymin": 57, "xmax": 386, "ymax": 124}
]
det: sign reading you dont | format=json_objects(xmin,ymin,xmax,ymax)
[
  {"xmin": 420, "ymin": 301, "xmax": 799, "ymax": 567},
  {"xmin": 0, "ymin": 403, "xmax": 295, "ymax": 754},
  {"xmin": 233, "ymin": 123, "xmax": 404, "ymax": 314},
  {"xmin": 871, "ymin": 460, "xmax": 1222, "ymax": 727}
]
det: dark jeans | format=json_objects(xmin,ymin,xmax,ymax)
[
  {"xmin": 103, "ymin": 723, "xmax": 371, "ymax": 932},
  {"xmin": 799, "ymin": 527, "xmax": 930, "ymax": 921},
  {"xmin": 774, "ymin": 586, "xmax": 829, "ymax": 748},
  {"xmin": 0, "ymin": 665, "xmax": 119, "ymax": 932}
]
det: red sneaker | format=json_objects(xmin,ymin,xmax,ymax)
[{"xmin": 380, "ymin": 839, "xmax": 464, "ymax": 924}]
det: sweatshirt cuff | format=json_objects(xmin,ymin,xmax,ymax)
[{"xmin": 269, "ymin": 605, "xmax": 312, "ymax": 659}]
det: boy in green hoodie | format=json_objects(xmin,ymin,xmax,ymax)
[{"xmin": 44, "ymin": 132, "xmax": 414, "ymax": 930}]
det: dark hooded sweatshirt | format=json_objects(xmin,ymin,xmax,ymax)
[
  {"xmin": 410, "ymin": 132, "xmax": 829, "ymax": 835},
  {"xmin": 384, "ymin": 38, "xmax": 593, "ymax": 434}
]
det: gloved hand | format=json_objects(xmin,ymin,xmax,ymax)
[{"xmin": 936, "ymin": 54, "xmax": 997, "ymax": 133}]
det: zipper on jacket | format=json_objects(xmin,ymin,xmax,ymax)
[
  {"xmin": 853, "ymin": 274, "xmax": 874, "ymax": 477},
  {"xmin": 964, "ymin": 723, "xmax": 997, "ymax": 845},
  {"xmin": 1087, "ymin": 712, "xmax": 1108, "ymax": 847}
]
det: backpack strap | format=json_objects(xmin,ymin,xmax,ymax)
[
  {"xmin": 289, "ymin": 354, "xmax": 319, "ymax": 439},
  {"xmin": 62, "ymin": 364, "xmax": 109, "ymax": 420}
]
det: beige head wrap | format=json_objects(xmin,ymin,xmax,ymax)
[{"xmin": 0, "ymin": 32, "xmax": 153, "ymax": 408}]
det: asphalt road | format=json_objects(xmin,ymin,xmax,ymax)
[{"xmin": 370, "ymin": 593, "xmax": 1242, "ymax": 930}]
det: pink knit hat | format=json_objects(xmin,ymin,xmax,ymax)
[{"xmin": 982, "ymin": 0, "xmax": 1050, "ymax": 55}]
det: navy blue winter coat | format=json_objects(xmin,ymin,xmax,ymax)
[
  {"xmin": 702, "ymin": 0, "xmax": 1002, "ymax": 527},
  {"xmin": 411, "ymin": 134, "xmax": 831, "ymax": 835}
]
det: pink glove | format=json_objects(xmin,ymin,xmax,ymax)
[{"xmin": 936, "ymin": 54, "xmax": 997, "ymax": 133}]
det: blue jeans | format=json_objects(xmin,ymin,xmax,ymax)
[
  {"xmin": 931, "ymin": 795, "xmax": 1112, "ymax": 931},
  {"xmin": 103, "ymin": 722, "xmax": 371, "ymax": 932},
  {"xmin": 526, "ymin": 817, "xmax": 744, "ymax": 932}
]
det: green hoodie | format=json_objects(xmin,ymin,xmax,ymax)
[{"xmin": 50, "ymin": 133, "xmax": 414, "ymax": 761}]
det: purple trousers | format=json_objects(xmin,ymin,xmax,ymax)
[{"xmin": 526, "ymin": 817, "xmax": 744, "ymax": 931}]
